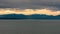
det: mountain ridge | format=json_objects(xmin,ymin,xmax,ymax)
[{"xmin": 0, "ymin": 14, "xmax": 60, "ymax": 19}]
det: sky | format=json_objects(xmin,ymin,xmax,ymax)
[
  {"xmin": 0, "ymin": 0, "xmax": 60, "ymax": 9},
  {"xmin": 0, "ymin": 8, "xmax": 60, "ymax": 16},
  {"xmin": 0, "ymin": 0, "xmax": 60, "ymax": 16}
]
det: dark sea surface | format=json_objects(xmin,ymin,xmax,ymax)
[{"xmin": 0, "ymin": 19, "xmax": 60, "ymax": 34}]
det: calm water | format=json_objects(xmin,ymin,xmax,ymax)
[{"xmin": 0, "ymin": 19, "xmax": 60, "ymax": 34}]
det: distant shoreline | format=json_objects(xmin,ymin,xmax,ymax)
[{"xmin": 0, "ymin": 19, "xmax": 60, "ymax": 20}]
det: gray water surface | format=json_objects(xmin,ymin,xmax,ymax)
[{"xmin": 0, "ymin": 19, "xmax": 60, "ymax": 34}]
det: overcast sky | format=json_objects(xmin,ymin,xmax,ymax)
[{"xmin": 0, "ymin": 0, "xmax": 60, "ymax": 10}]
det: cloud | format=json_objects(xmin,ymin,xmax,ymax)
[
  {"xmin": 0, "ymin": 0, "xmax": 60, "ymax": 10},
  {"xmin": 0, "ymin": 8, "xmax": 60, "ymax": 16}
]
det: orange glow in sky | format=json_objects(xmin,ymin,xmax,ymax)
[{"xmin": 0, "ymin": 8, "xmax": 60, "ymax": 16}]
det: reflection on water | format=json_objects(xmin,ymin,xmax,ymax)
[{"xmin": 0, "ymin": 19, "xmax": 60, "ymax": 34}]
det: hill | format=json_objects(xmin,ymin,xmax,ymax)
[{"xmin": 0, "ymin": 14, "xmax": 60, "ymax": 19}]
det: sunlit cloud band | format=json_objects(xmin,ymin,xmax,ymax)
[{"xmin": 0, "ymin": 8, "xmax": 60, "ymax": 16}]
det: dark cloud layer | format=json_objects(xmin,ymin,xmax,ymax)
[{"xmin": 0, "ymin": 0, "xmax": 60, "ymax": 10}]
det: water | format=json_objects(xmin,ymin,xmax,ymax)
[{"xmin": 0, "ymin": 19, "xmax": 60, "ymax": 34}]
